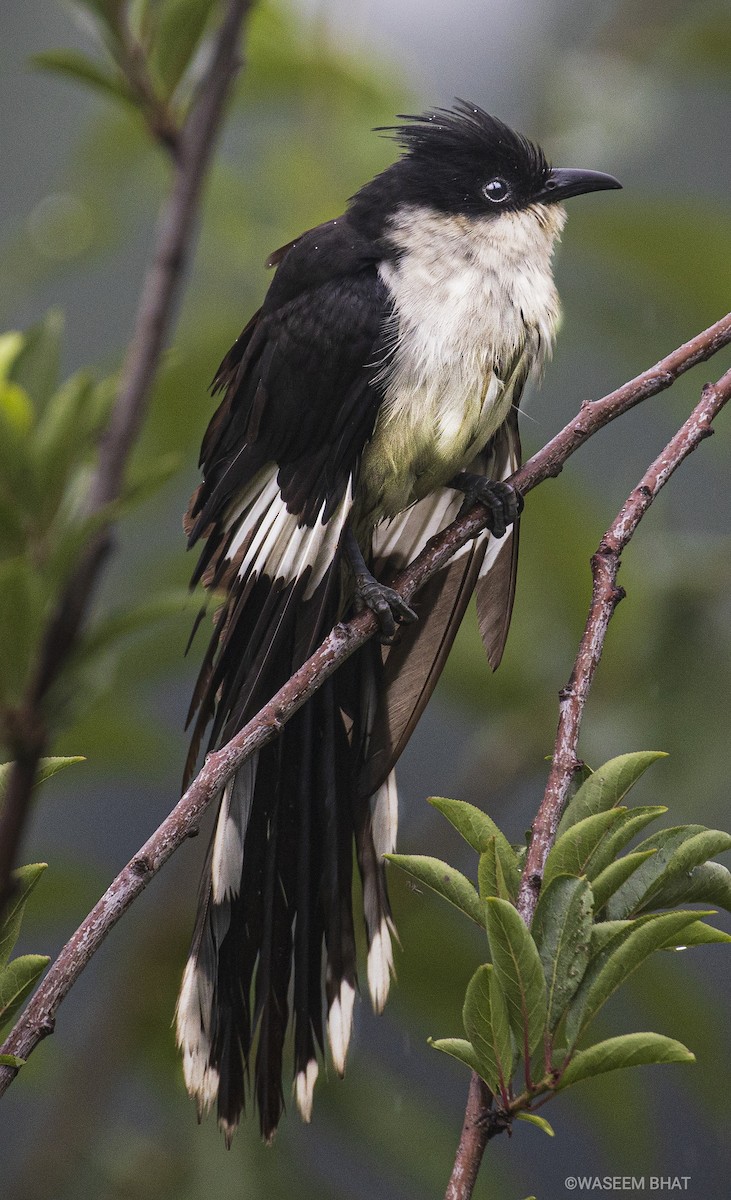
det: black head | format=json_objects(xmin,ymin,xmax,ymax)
[{"xmin": 348, "ymin": 100, "xmax": 620, "ymax": 235}]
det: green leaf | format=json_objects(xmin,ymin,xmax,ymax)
[
  {"xmin": 660, "ymin": 920, "xmax": 731, "ymax": 949},
  {"xmin": 0, "ymin": 757, "xmax": 84, "ymax": 810},
  {"xmin": 558, "ymin": 752, "xmax": 667, "ymax": 834},
  {"xmin": 642, "ymin": 860, "xmax": 731, "ymax": 913},
  {"xmin": 478, "ymin": 838, "xmax": 511, "ymax": 901},
  {"xmin": 32, "ymin": 372, "xmax": 97, "ymax": 522},
  {"xmin": 0, "ymin": 1054, "xmax": 25, "ymax": 1067},
  {"xmin": 148, "ymin": 0, "xmax": 216, "ymax": 98},
  {"xmin": 532, "ymin": 875, "xmax": 593, "ymax": 1031},
  {"xmin": 6, "ymin": 310, "xmax": 62, "ymax": 409},
  {"xmin": 121, "ymin": 451, "xmax": 182, "ymax": 508},
  {"xmin": 385, "ymin": 854, "xmax": 484, "ymax": 926},
  {"xmin": 485, "ymin": 898, "xmax": 547, "ymax": 1057},
  {"xmin": 591, "ymin": 850, "xmax": 658, "ymax": 912},
  {"xmin": 543, "ymin": 809, "xmax": 625, "ymax": 889},
  {"xmin": 0, "ymin": 954, "xmax": 50, "ymax": 1033},
  {"xmin": 0, "ymin": 558, "xmax": 45, "ymax": 705},
  {"xmin": 78, "ymin": 589, "xmax": 193, "ymax": 659},
  {"xmin": 583, "ymin": 806, "xmax": 668, "ymax": 879},
  {"xmin": 565, "ymin": 910, "xmax": 708, "ymax": 1046},
  {"xmin": 0, "ymin": 332, "xmax": 25, "ymax": 383},
  {"xmin": 0, "ymin": 864, "xmax": 47, "ymax": 967},
  {"xmin": 31, "ymin": 51, "xmax": 134, "ymax": 109},
  {"xmin": 428, "ymin": 1036, "xmax": 482, "ymax": 1076},
  {"xmin": 462, "ymin": 963, "xmax": 513, "ymax": 1094},
  {"xmin": 605, "ymin": 825, "xmax": 715, "ymax": 918},
  {"xmin": 515, "ymin": 1112, "xmax": 555, "ymax": 1136},
  {"xmin": 557, "ymin": 1032, "xmax": 694, "ymax": 1090},
  {"xmin": 428, "ymin": 796, "xmax": 520, "ymax": 897}
]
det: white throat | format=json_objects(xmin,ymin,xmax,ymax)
[{"xmin": 359, "ymin": 203, "xmax": 565, "ymax": 521}]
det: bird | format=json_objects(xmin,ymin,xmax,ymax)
[{"xmin": 175, "ymin": 100, "xmax": 621, "ymax": 1143}]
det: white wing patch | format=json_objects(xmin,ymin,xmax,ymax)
[{"xmin": 226, "ymin": 465, "xmax": 353, "ymax": 598}]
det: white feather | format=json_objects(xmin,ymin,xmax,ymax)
[
  {"xmin": 211, "ymin": 753, "xmax": 258, "ymax": 903},
  {"xmin": 176, "ymin": 957, "xmax": 219, "ymax": 1113},
  {"xmin": 327, "ymin": 979, "xmax": 355, "ymax": 1075},
  {"xmin": 371, "ymin": 770, "xmax": 398, "ymax": 858},
  {"xmin": 294, "ymin": 1058, "xmax": 319, "ymax": 1123},
  {"xmin": 367, "ymin": 917, "xmax": 395, "ymax": 1014}
]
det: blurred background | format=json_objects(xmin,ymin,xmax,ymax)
[{"xmin": 2, "ymin": 0, "xmax": 730, "ymax": 1196}]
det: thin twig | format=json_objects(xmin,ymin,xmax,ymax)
[
  {"xmin": 517, "ymin": 363, "xmax": 731, "ymax": 923},
  {"xmin": 444, "ymin": 363, "xmax": 731, "ymax": 1200},
  {"xmin": 1, "ymin": 318, "xmax": 730, "ymax": 1095},
  {"xmin": 0, "ymin": 0, "xmax": 254, "ymax": 912}
]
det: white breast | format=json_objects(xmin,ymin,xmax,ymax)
[{"xmin": 359, "ymin": 203, "xmax": 565, "ymax": 521}]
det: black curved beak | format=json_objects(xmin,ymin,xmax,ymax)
[{"xmin": 538, "ymin": 167, "xmax": 622, "ymax": 203}]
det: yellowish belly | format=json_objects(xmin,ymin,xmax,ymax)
[{"xmin": 358, "ymin": 365, "xmax": 516, "ymax": 522}]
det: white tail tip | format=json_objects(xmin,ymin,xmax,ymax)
[
  {"xmin": 327, "ymin": 979, "xmax": 355, "ymax": 1076},
  {"xmin": 294, "ymin": 1058, "xmax": 319, "ymax": 1122}
]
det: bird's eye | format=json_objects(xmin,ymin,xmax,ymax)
[{"xmin": 482, "ymin": 177, "xmax": 510, "ymax": 203}]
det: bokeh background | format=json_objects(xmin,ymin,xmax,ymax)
[{"xmin": 2, "ymin": 1, "xmax": 730, "ymax": 1196}]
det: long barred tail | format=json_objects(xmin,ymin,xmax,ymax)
[{"xmin": 175, "ymin": 473, "xmax": 397, "ymax": 1141}]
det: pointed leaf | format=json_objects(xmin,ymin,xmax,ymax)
[
  {"xmin": 591, "ymin": 850, "xmax": 657, "ymax": 912},
  {"xmin": 385, "ymin": 855, "xmax": 483, "ymax": 926},
  {"xmin": 7, "ymin": 311, "xmax": 62, "ymax": 408},
  {"xmin": 148, "ymin": 0, "xmax": 216, "ymax": 97},
  {"xmin": 558, "ymin": 752, "xmax": 667, "ymax": 834},
  {"xmin": 478, "ymin": 838, "xmax": 510, "ymax": 901},
  {"xmin": 31, "ymin": 51, "xmax": 134, "ymax": 108},
  {"xmin": 565, "ymin": 910, "xmax": 708, "ymax": 1046},
  {"xmin": 0, "ymin": 954, "xmax": 50, "ymax": 1033},
  {"xmin": 0, "ymin": 864, "xmax": 47, "ymax": 967},
  {"xmin": 643, "ymin": 860, "xmax": 731, "ymax": 913},
  {"xmin": 557, "ymin": 1032, "xmax": 694, "ymax": 1090},
  {"xmin": 0, "ymin": 558, "xmax": 44, "ymax": 705},
  {"xmin": 428, "ymin": 1037, "xmax": 482, "ymax": 1076},
  {"xmin": 37, "ymin": 757, "xmax": 85, "ymax": 789},
  {"xmin": 0, "ymin": 1054, "xmax": 25, "ymax": 1067},
  {"xmin": 462, "ymin": 964, "xmax": 513, "ymax": 1093},
  {"xmin": 543, "ymin": 809, "xmax": 625, "ymax": 889},
  {"xmin": 661, "ymin": 920, "xmax": 731, "ymax": 949},
  {"xmin": 485, "ymin": 898, "xmax": 547, "ymax": 1057},
  {"xmin": 515, "ymin": 1112, "xmax": 555, "ymax": 1136},
  {"xmin": 583, "ymin": 806, "xmax": 669, "ymax": 878},
  {"xmin": 532, "ymin": 875, "xmax": 593, "ymax": 1031},
  {"xmin": 429, "ymin": 796, "xmax": 520, "ymax": 897},
  {"xmin": 605, "ymin": 825, "xmax": 714, "ymax": 918}
]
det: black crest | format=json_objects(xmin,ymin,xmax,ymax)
[
  {"xmin": 381, "ymin": 100, "xmax": 549, "ymax": 184},
  {"xmin": 348, "ymin": 100, "xmax": 552, "ymax": 231}
]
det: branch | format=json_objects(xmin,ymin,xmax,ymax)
[
  {"xmin": 0, "ymin": 0, "xmax": 255, "ymax": 911},
  {"xmin": 1, "ymin": 313, "xmax": 729, "ymax": 1096},
  {"xmin": 444, "ymin": 362, "xmax": 731, "ymax": 1200},
  {"xmin": 518, "ymin": 361, "xmax": 731, "ymax": 923}
]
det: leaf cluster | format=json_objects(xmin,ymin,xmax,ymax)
[
  {"xmin": 387, "ymin": 752, "xmax": 731, "ymax": 1137},
  {"xmin": 33, "ymin": 0, "xmax": 221, "ymax": 146},
  {"xmin": 0, "ymin": 314, "xmax": 190, "ymax": 745}
]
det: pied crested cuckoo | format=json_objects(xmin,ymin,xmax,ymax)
[{"xmin": 175, "ymin": 101, "xmax": 621, "ymax": 1142}]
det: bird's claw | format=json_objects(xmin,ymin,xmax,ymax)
[
  {"xmin": 452, "ymin": 474, "xmax": 523, "ymax": 537},
  {"xmin": 355, "ymin": 580, "xmax": 417, "ymax": 644}
]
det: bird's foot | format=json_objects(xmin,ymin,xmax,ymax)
[
  {"xmin": 450, "ymin": 473, "xmax": 523, "ymax": 537},
  {"xmin": 345, "ymin": 530, "xmax": 417, "ymax": 644}
]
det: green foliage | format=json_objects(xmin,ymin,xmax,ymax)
[
  {"xmin": 388, "ymin": 756, "xmax": 729, "ymax": 1145},
  {"xmin": 0, "ymin": 314, "xmax": 192, "ymax": 749},
  {"xmin": 33, "ymin": 0, "xmax": 219, "ymax": 130},
  {"xmin": 384, "ymin": 854, "xmax": 484, "ymax": 927}
]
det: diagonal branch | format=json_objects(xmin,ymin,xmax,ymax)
[
  {"xmin": 0, "ymin": 313, "xmax": 729, "ymax": 1095},
  {"xmin": 445, "ymin": 362, "xmax": 731, "ymax": 1200},
  {"xmin": 0, "ymin": 0, "xmax": 255, "ymax": 912}
]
